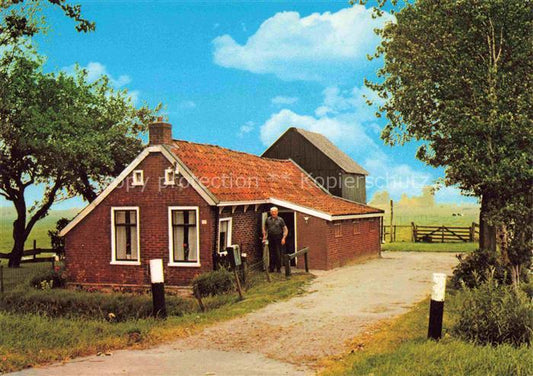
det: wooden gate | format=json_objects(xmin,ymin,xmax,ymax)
[{"xmin": 412, "ymin": 223, "xmax": 478, "ymax": 243}]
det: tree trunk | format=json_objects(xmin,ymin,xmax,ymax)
[
  {"xmin": 479, "ymin": 193, "xmax": 497, "ymax": 252},
  {"xmin": 8, "ymin": 233, "xmax": 25, "ymax": 268},
  {"xmin": 8, "ymin": 196, "xmax": 28, "ymax": 268}
]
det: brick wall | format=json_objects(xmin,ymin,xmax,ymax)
[
  {"xmin": 326, "ymin": 217, "xmax": 381, "ymax": 269},
  {"xmin": 295, "ymin": 212, "xmax": 329, "ymax": 270},
  {"xmin": 65, "ymin": 152, "xmax": 216, "ymax": 287},
  {"xmin": 219, "ymin": 207, "xmax": 263, "ymax": 264}
]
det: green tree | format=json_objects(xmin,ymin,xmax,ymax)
[
  {"xmin": 363, "ymin": 0, "xmax": 532, "ymax": 281},
  {"xmin": 0, "ymin": 0, "xmax": 94, "ymax": 45},
  {"xmin": 0, "ymin": 47, "xmax": 158, "ymax": 267}
]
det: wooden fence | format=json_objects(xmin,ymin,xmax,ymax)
[
  {"xmin": 382, "ymin": 222, "xmax": 479, "ymax": 243},
  {"xmin": 0, "ymin": 240, "xmax": 54, "ymax": 264},
  {"xmin": 412, "ymin": 222, "xmax": 479, "ymax": 243}
]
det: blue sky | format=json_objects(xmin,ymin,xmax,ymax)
[{"xmin": 2, "ymin": 0, "xmax": 477, "ymax": 210}]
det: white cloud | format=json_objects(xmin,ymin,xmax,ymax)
[
  {"xmin": 63, "ymin": 62, "xmax": 141, "ymax": 104},
  {"xmin": 271, "ymin": 96, "xmax": 299, "ymax": 105},
  {"xmin": 64, "ymin": 62, "xmax": 132, "ymax": 87},
  {"xmin": 434, "ymin": 186, "xmax": 477, "ymax": 204},
  {"xmin": 364, "ymin": 156, "xmax": 432, "ymax": 199},
  {"xmin": 238, "ymin": 121, "xmax": 255, "ymax": 137},
  {"xmin": 260, "ymin": 84, "xmax": 433, "ymax": 199},
  {"xmin": 213, "ymin": 6, "xmax": 394, "ymax": 82},
  {"xmin": 178, "ymin": 100, "xmax": 196, "ymax": 110}
]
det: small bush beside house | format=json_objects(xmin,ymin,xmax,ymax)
[{"xmin": 192, "ymin": 268, "xmax": 234, "ymax": 298}]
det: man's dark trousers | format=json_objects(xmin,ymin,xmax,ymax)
[{"xmin": 268, "ymin": 234, "xmax": 282, "ymax": 272}]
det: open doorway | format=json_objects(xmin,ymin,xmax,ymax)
[{"xmin": 262, "ymin": 210, "xmax": 297, "ymax": 266}]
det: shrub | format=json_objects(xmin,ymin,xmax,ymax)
[
  {"xmin": 192, "ymin": 268, "xmax": 234, "ymax": 298},
  {"xmin": 451, "ymin": 249, "xmax": 511, "ymax": 288},
  {"xmin": 48, "ymin": 217, "xmax": 70, "ymax": 257},
  {"xmin": 29, "ymin": 268, "xmax": 67, "ymax": 289},
  {"xmin": 453, "ymin": 277, "xmax": 533, "ymax": 347},
  {"xmin": 0, "ymin": 288, "xmax": 196, "ymax": 321}
]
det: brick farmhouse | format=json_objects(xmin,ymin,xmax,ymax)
[{"xmin": 60, "ymin": 121, "xmax": 384, "ymax": 288}]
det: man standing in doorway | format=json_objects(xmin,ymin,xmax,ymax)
[{"xmin": 262, "ymin": 207, "xmax": 289, "ymax": 273}]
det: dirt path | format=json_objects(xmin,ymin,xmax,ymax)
[{"xmin": 11, "ymin": 252, "xmax": 458, "ymax": 376}]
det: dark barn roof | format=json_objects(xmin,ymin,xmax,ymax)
[{"xmin": 264, "ymin": 127, "xmax": 369, "ymax": 175}]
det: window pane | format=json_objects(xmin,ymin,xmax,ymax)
[
  {"xmin": 187, "ymin": 226, "xmax": 198, "ymax": 261},
  {"xmin": 130, "ymin": 228, "xmax": 138, "ymax": 259},
  {"xmin": 115, "ymin": 210, "xmax": 136, "ymax": 225},
  {"xmin": 219, "ymin": 220, "xmax": 229, "ymax": 251},
  {"xmin": 172, "ymin": 210, "xmax": 184, "ymax": 225},
  {"xmin": 171, "ymin": 209, "xmax": 198, "ymax": 262},
  {"xmin": 114, "ymin": 214, "xmax": 138, "ymax": 261},
  {"xmin": 172, "ymin": 210, "xmax": 196, "ymax": 225},
  {"xmin": 173, "ymin": 226, "xmax": 185, "ymax": 261},
  {"xmin": 116, "ymin": 226, "xmax": 127, "ymax": 259}
]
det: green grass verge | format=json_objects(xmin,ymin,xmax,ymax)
[
  {"xmin": 382, "ymin": 242, "xmax": 476, "ymax": 253},
  {"xmin": 320, "ymin": 291, "xmax": 533, "ymax": 376},
  {"xmin": 0, "ymin": 271, "xmax": 312, "ymax": 373},
  {"xmin": 0, "ymin": 262, "xmax": 52, "ymax": 291}
]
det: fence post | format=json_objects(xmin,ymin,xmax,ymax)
[
  {"xmin": 284, "ymin": 254, "xmax": 291, "ymax": 278},
  {"xmin": 441, "ymin": 226, "xmax": 444, "ymax": 243},
  {"xmin": 304, "ymin": 252, "xmax": 309, "ymax": 273},
  {"xmin": 389, "ymin": 200, "xmax": 394, "ymax": 243},
  {"xmin": 33, "ymin": 240, "xmax": 37, "ymax": 261},
  {"xmin": 470, "ymin": 222, "xmax": 475, "ymax": 242},
  {"xmin": 0, "ymin": 265, "xmax": 3, "ymax": 294},
  {"xmin": 411, "ymin": 222, "xmax": 416, "ymax": 242}
]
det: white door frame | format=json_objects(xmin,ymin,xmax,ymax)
[{"xmin": 264, "ymin": 209, "xmax": 298, "ymax": 263}]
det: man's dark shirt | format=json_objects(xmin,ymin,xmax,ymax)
[{"xmin": 265, "ymin": 216, "xmax": 286, "ymax": 237}]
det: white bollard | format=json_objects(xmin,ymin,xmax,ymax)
[
  {"xmin": 150, "ymin": 259, "xmax": 166, "ymax": 318},
  {"xmin": 428, "ymin": 272, "xmax": 446, "ymax": 340}
]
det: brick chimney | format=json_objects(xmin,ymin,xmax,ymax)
[{"xmin": 149, "ymin": 117, "xmax": 173, "ymax": 145}]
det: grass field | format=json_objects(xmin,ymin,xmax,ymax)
[
  {"xmin": 382, "ymin": 242, "xmax": 477, "ymax": 253},
  {"xmin": 0, "ymin": 207, "xmax": 80, "ymax": 252},
  {"xmin": 0, "ymin": 271, "xmax": 312, "ymax": 373},
  {"xmin": 320, "ymin": 291, "xmax": 533, "ymax": 376},
  {"xmin": 0, "ymin": 262, "xmax": 53, "ymax": 292},
  {"xmin": 371, "ymin": 202, "xmax": 480, "ymax": 227}
]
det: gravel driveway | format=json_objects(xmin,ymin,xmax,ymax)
[{"xmin": 11, "ymin": 252, "xmax": 459, "ymax": 376}]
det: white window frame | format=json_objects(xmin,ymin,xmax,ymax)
[
  {"xmin": 218, "ymin": 217, "xmax": 233, "ymax": 253},
  {"xmin": 164, "ymin": 167, "xmax": 175, "ymax": 186},
  {"xmin": 168, "ymin": 206, "xmax": 201, "ymax": 267},
  {"xmin": 132, "ymin": 170, "xmax": 144, "ymax": 186},
  {"xmin": 110, "ymin": 206, "xmax": 141, "ymax": 265}
]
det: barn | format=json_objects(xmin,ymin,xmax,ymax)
[
  {"xmin": 262, "ymin": 127, "xmax": 368, "ymax": 203},
  {"xmin": 59, "ymin": 121, "xmax": 383, "ymax": 288}
]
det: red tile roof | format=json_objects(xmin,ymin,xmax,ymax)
[{"xmin": 170, "ymin": 140, "xmax": 383, "ymax": 216}]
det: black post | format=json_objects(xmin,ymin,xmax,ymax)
[
  {"xmin": 428, "ymin": 300, "xmax": 444, "ymax": 340},
  {"xmin": 304, "ymin": 252, "xmax": 309, "ymax": 273},
  {"xmin": 33, "ymin": 240, "xmax": 37, "ymax": 261},
  {"xmin": 150, "ymin": 259, "xmax": 167, "ymax": 319},
  {"xmin": 0, "ymin": 265, "xmax": 4, "ymax": 294},
  {"xmin": 428, "ymin": 273, "xmax": 446, "ymax": 340},
  {"xmin": 284, "ymin": 254, "xmax": 291, "ymax": 277},
  {"xmin": 151, "ymin": 283, "xmax": 166, "ymax": 318}
]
